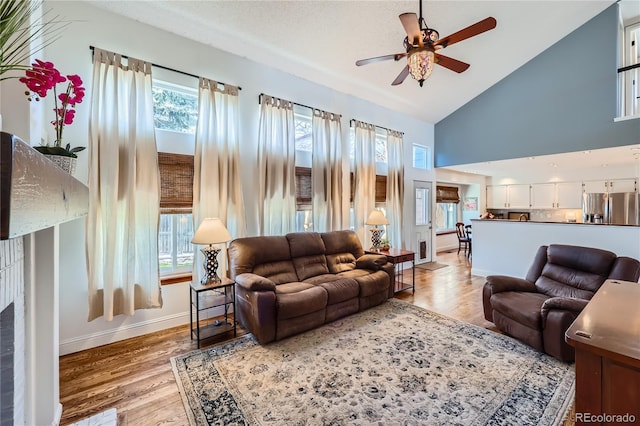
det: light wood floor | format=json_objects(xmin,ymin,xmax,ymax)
[{"xmin": 59, "ymin": 250, "xmax": 494, "ymax": 425}]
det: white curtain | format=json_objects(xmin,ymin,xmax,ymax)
[
  {"xmin": 312, "ymin": 109, "xmax": 343, "ymax": 232},
  {"xmin": 257, "ymin": 95, "xmax": 296, "ymax": 235},
  {"xmin": 87, "ymin": 48, "xmax": 162, "ymax": 321},
  {"xmin": 353, "ymin": 120, "xmax": 377, "ymax": 246},
  {"xmin": 386, "ymin": 130, "xmax": 404, "ymax": 249},
  {"xmin": 193, "ymin": 77, "xmax": 245, "ymax": 281}
]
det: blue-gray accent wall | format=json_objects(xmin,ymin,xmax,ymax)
[{"xmin": 434, "ymin": 4, "xmax": 639, "ymax": 168}]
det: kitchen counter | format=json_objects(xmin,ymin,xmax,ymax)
[
  {"xmin": 476, "ymin": 218, "xmax": 640, "ymax": 227},
  {"xmin": 470, "ymin": 219, "xmax": 640, "ymax": 279}
]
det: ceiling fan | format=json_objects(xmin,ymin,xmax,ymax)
[{"xmin": 355, "ymin": 1, "xmax": 496, "ymax": 87}]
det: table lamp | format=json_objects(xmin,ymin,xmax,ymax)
[
  {"xmin": 365, "ymin": 210, "xmax": 389, "ymax": 251},
  {"xmin": 191, "ymin": 218, "xmax": 232, "ymax": 283}
]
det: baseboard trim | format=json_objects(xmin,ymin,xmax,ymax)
[
  {"xmin": 471, "ymin": 268, "xmax": 490, "ymax": 278},
  {"xmin": 59, "ymin": 312, "xmax": 190, "ymax": 356}
]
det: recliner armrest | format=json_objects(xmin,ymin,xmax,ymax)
[
  {"xmin": 235, "ymin": 273, "xmax": 276, "ymax": 292},
  {"xmin": 356, "ymin": 254, "xmax": 387, "ymax": 270},
  {"xmin": 485, "ymin": 275, "xmax": 537, "ymax": 294},
  {"xmin": 541, "ymin": 297, "xmax": 588, "ymax": 314},
  {"xmin": 540, "ymin": 297, "xmax": 588, "ymax": 328}
]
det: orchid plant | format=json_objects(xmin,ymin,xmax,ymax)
[{"xmin": 20, "ymin": 59, "xmax": 86, "ymax": 158}]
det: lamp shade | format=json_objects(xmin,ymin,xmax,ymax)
[
  {"xmin": 366, "ymin": 210, "xmax": 389, "ymax": 226},
  {"xmin": 191, "ymin": 218, "xmax": 232, "ymax": 245}
]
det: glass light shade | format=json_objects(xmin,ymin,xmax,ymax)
[
  {"xmin": 191, "ymin": 218, "xmax": 232, "ymax": 245},
  {"xmin": 408, "ymin": 49, "xmax": 435, "ymax": 84},
  {"xmin": 366, "ymin": 210, "xmax": 389, "ymax": 226}
]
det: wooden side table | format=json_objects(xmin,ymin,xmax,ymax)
[
  {"xmin": 565, "ymin": 279, "xmax": 640, "ymax": 425},
  {"xmin": 366, "ymin": 248, "xmax": 415, "ymax": 294},
  {"xmin": 190, "ymin": 277, "xmax": 236, "ymax": 348}
]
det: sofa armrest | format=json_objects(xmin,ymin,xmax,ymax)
[
  {"xmin": 540, "ymin": 296, "xmax": 588, "ymax": 329},
  {"xmin": 541, "ymin": 297, "xmax": 588, "ymax": 314},
  {"xmin": 485, "ymin": 275, "xmax": 537, "ymax": 294},
  {"xmin": 356, "ymin": 254, "xmax": 387, "ymax": 270},
  {"xmin": 235, "ymin": 273, "xmax": 276, "ymax": 292}
]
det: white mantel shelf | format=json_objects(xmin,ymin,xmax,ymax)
[{"xmin": 0, "ymin": 132, "xmax": 89, "ymax": 240}]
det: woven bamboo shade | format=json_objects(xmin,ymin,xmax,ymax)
[
  {"xmin": 158, "ymin": 152, "xmax": 194, "ymax": 211},
  {"xmin": 436, "ymin": 185, "xmax": 460, "ymax": 203},
  {"xmin": 295, "ymin": 167, "xmax": 312, "ymax": 210},
  {"xmin": 349, "ymin": 172, "xmax": 387, "ymax": 203}
]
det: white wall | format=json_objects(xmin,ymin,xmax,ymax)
[{"xmin": 15, "ymin": 1, "xmax": 433, "ymax": 354}]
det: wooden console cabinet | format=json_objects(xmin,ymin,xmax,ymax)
[{"xmin": 565, "ymin": 279, "xmax": 640, "ymax": 425}]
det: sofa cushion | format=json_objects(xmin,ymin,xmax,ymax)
[
  {"xmin": 326, "ymin": 253, "xmax": 357, "ymax": 274},
  {"xmin": 337, "ymin": 269, "xmax": 370, "ymax": 279},
  {"xmin": 275, "ymin": 282, "xmax": 315, "ymax": 294},
  {"xmin": 490, "ymin": 292, "xmax": 550, "ymax": 329},
  {"xmin": 535, "ymin": 263, "xmax": 605, "ymax": 298},
  {"xmin": 321, "ymin": 230, "xmax": 364, "ymax": 258},
  {"xmin": 351, "ymin": 270, "xmax": 389, "ymax": 297},
  {"xmin": 303, "ymin": 274, "xmax": 343, "ymax": 285},
  {"xmin": 318, "ymin": 278, "xmax": 360, "ymax": 305},
  {"xmin": 277, "ymin": 286, "xmax": 327, "ymax": 320},
  {"xmin": 293, "ymin": 254, "xmax": 329, "ymax": 281},
  {"xmin": 228, "ymin": 235, "xmax": 293, "ymax": 279},
  {"xmin": 287, "ymin": 232, "xmax": 326, "ymax": 257},
  {"xmin": 253, "ymin": 261, "xmax": 299, "ymax": 285}
]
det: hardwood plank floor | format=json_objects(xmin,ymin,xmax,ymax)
[{"xmin": 59, "ymin": 250, "xmax": 493, "ymax": 425}]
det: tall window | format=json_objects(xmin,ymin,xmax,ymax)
[
  {"xmin": 294, "ymin": 106, "xmax": 313, "ymax": 231},
  {"xmin": 157, "ymin": 152, "xmax": 195, "ymax": 279},
  {"xmin": 413, "ymin": 144, "xmax": 430, "ymax": 170},
  {"xmin": 153, "ymin": 80, "xmax": 198, "ymax": 281}
]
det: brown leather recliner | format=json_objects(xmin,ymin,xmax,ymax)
[{"xmin": 483, "ymin": 244, "xmax": 640, "ymax": 362}]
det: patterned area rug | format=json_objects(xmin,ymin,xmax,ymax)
[{"xmin": 171, "ymin": 299, "xmax": 574, "ymax": 425}]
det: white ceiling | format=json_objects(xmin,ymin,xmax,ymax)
[{"xmin": 86, "ymin": 0, "xmax": 639, "ymax": 177}]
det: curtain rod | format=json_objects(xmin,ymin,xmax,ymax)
[
  {"xmin": 89, "ymin": 46, "xmax": 241, "ymax": 90},
  {"xmin": 349, "ymin": 119, "xmax": 403, "ymax": 135},
  {"xmin": 258, "ymin": 93, "xmax": 315, "ymax": 111}
]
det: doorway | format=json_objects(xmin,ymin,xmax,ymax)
[{"xmin": 413, "ymin": 180, "xmax": 433, "ymax": 264}]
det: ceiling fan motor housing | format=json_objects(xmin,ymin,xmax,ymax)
[{"xmin": 403, "ymin": 27, "xmax": 439, "ymax": 50}]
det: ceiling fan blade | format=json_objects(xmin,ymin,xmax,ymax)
[
  {"xmin": 355, "ymin": 53, "xmax": 407, "ymax": 66},
  {"xmin": 391, "ymin": 65, "xmax": 410, "ymax": 86},
  {"xmin": 435, "ymin": 54, "xmax": 470, "ymax": 73},
  {"xmin": 435, "ymin": 17, "xmax": 496, "ymax": 49},
  {"xmin": 399, "ymin": 13, "xmax": 423, "ymax": 47}
]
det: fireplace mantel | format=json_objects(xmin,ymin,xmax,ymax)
[{"xmin": 0, "ymin": 132, "xmax": 89, "ymax": 240}]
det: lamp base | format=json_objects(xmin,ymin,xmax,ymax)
[
  {"xmin": 369, "ymin": 227, "xmax": 384, "ymax": 251},
  {"xmin": 200, "ymin": 245, "xmax": 221, "ymax": 284}
]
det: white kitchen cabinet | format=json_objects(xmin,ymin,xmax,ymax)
[
  {"xmin": 530, "ymin": 183, "xmax": 556, "ymax": 209},
  {"xmin": 487, "ymin": 184, "xmax": 530, "ymax": 208},
  {"xmin": 583, "ymin": 179, "xmax": 637, "ymax": 194},
  {"xmin": 531, "ymin": 182, "xmax": 583, "ymax": 209},
  {"xmin": 486, "ymin": 185, "xmax": 507, "ymax": 208},
  {"xmin": 608, "ymin": 179, "xmax": 637, "ymax": 193},
  {"xmin": 555, "ymin": 182, "xmax": 583, "ymax": 208},
  {"xmin": 508, "ymin": 184, "xmax": 531, "ymax": 209}
]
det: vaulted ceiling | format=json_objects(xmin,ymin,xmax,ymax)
[{"xmin": 86, "ymin": 0, "xmax": 635, "ymax": 124}]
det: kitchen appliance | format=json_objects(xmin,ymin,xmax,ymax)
[{"xmin": 582, "ymin": 191, "xmax": 640, "ymax": 225}]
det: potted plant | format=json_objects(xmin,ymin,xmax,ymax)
[{"xmin": 20, "ymin": 59, "xmax": 85, "ymax": 174}]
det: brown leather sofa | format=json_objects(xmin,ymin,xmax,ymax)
[
  {"xmin": 483, "ymin": 244, "xmax": 640, "ymax": 362},
  {"xmin": 228, "ymin": 230, "xmax": 394, "ymax": 344}
]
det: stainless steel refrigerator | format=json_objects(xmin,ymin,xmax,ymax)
[{"xmin": 582, "ymin": 191, "xmax": 640, "ymax": 225}]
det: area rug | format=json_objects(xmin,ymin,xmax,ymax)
[
  {"xmin": 171, "ymin": 299, "xmax": 574, "ymax": 425},
  {"xmin": 415, "ymin": 261, "xmax": 449, "ymax": 271}
]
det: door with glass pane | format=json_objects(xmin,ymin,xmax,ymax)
[{"xmin": 414, "ymin": 181, "xmax": 433, "ymax": 263}]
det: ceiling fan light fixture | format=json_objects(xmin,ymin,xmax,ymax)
[{"xmin": 408, "ymin": 49, "xmax": 434, "ymax": 86}]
